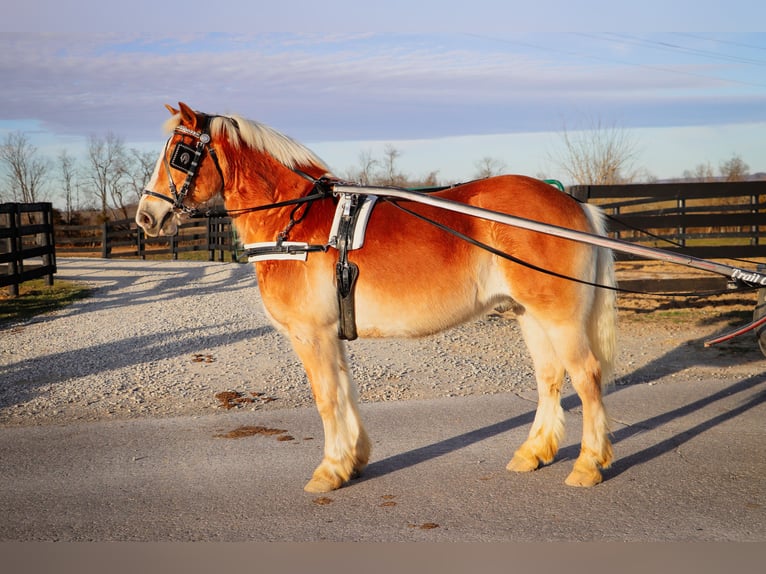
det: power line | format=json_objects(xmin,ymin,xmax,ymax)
[
  {"xmin": 601, "ymin": 32, "xmax": 766, "ymax": 67},
  {"xmin": 564, "ymin": 33, "xmax": 766, "ymax": 88},
  {"xmin": 675, "ymin": 33, "xmax": 766, "ymax": 54},
  {"xmin": 473, "ymin": 33, "xmax": 766, "ymax": 89}
]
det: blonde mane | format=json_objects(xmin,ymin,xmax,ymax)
[{"xmin": 164, "ymin": 112, "xmax": 331, "ymax": 174}]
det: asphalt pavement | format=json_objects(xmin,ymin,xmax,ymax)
[{"xmin": 0, "ymin": 373, "xmax": 763, "ymax": 541}]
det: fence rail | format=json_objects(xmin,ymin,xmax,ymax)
[
  {"xmin": 0, "ymin": 202, "xmax": 56, "ymax": 295},
  {"xmin": 570, "ymin": 181, "xmax": 766, "ymax": 260},
  {"xmin": 4, "ymin": 182, "xmax": 763, "ymax": 296},
  {"xmin": 56, "ymin": 216, "xmax": 238, "ymax": 261}
]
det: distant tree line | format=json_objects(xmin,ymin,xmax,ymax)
[
  {"xmin": 0, "ymin": 122, "xmax": 757, "ymax": 224},
  {"xmin": 0, "ymin": 131, "xmax": 156, "ymax": 224}
]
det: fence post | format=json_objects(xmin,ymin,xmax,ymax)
[
  {"xmin": 171, "ymin": 231, "xmax": 178, "ymax": 260},
  {"xmin": 220, "ymin": 220, "xmax": 226, "ymax": 262},
  {"xmin": 217, "ymin": 220, "xmax": 223, "ymax": 262},
  {"xmin": 752, "ymin": 193, "xmax": 759, "ymax": 247},
  {"xmin": 207, "ymin": 217, "xmax": 214, "ymax": 262},
  {"xmin": 228, "ymin": 218, "xmax": 238, "ymax": 262},
  {"xmin": 136, "ymin": 225, "xmax": 146, "ymax": 259},
  {"xmin": 7, "ymin": 204, "xmax": 20, "ymax": 296},
  {"xmin": 42, "ymin": 205, "xmax": 55, "ymax": 286},
  {"xmin": 219, "ymin": 219, "xmax": 227, "ymax": 262},
  {"xmin": 101, "ymin": 221, "xmax": 109, "ymax": 258},
  {"xmin": 677, "ymin": 196, "xmax": 686, "ymax": 247}
]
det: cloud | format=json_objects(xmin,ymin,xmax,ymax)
[{"xmin": 1, "ymin": 33, "xmax": 765, "ymax": 145}]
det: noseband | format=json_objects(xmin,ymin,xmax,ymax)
[{"xmin": 143, "ymin": 117, "xmax": 225, "ymax": 214}]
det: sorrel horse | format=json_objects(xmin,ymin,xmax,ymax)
[{"xmin": 136, "ymin": 103, "xmax": 617, "ymax": 492}]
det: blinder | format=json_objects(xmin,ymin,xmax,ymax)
[
  {"xmin": 169, "ymin": 141, "xmax": 199, "ymax": 174},
  {"xmin": 143, "ymin": 120, "xmax": 222, "ymax": 214}
]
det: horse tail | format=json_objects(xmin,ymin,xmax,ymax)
[{"xmin": 581, "ymin": 202, "xmax": 618, "ymax": 386}]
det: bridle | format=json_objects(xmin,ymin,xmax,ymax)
[
  {"xmin": 142, "ymin": 117, "xmax": 225, "ymax": 214},
  {"xmin": 142, "ymin": 113, "xmax": 338, "ymax": 225}
]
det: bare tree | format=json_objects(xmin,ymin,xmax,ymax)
[
  {"xmin": 0, "ymin": 131, "xmax": 50, "ymax": 203},
  {"xmin": 682, "ymin": 162, "xmax": 715, "ymax": 182},
  {"xmin": 85, "ymin": 132, "xmax": 128, "ymax": 221},
  {"xmin": 381, "ymin": 144, "xmax": 406, "ymax": 186},
  {"xmin": 124, "ymin": 148, "xmax": 158, "ymax": 205},
  {"xmin": 473, "ymin": 156, "xmax": 507, "ymax": 179},
  {"xmin": 719, "ymin": 154, "xmax": 749, "ymax": 182},
  {"xmin": 344, "ymin": 149, "xmax": 379, "ymax": 185},
  {"xmin": 344, "ymin": 145, "xmax": 439, "ymax": 188},
  {"xmin": 549, "ymin": 118, "xmax": 640, "ymax": 185},
  {"xmin": 417, "ymin": 170, "xmax": 440, "ymax": 188},
  {"xmin": 58, "ymin": 150, "xmax": 77, "ymax": 223}
]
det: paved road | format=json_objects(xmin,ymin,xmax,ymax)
[{"xmin": 1, "ymin": 372, "xmax": 763, "ymax": 541}]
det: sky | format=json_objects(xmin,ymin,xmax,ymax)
[{"xmin": 2, "ymin": 2, "xmax": 766, "ymax": 206}]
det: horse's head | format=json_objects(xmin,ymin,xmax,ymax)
[{"xmin": 136, "ymin": 102, "xmax": 225, "ymax": 237}]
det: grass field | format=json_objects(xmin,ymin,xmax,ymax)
[{"xmin": 0, "ymin": 279, "xmax": 92, "ymax": 325}]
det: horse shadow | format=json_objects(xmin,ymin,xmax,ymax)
[
  {"xmin": 0, "ymin": 323, "xmax": 277, "ymax": 411},
  {"xmin": 40, "ymin": 259, "xmax": 258, "ymax": 321},
  {"xmin": 361, "ymin": 330, "xmax": 765, "ymax": 485},
  {"xmin": 0, "ymin": 259, "xmax": 276, "ymax": 410}
]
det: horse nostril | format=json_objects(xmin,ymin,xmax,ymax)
[{"xmin": 137, "ymin": 211, "xmax": 155, "ymax": 229}]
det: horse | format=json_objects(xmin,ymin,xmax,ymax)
[{"xmin": 136, "ymin": 102, "xmax": 617, "ymax": 493}]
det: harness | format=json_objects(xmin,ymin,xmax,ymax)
[
  {"xmin": 244, "ymin": 192, "xmax": 377, "ymax": 340},
  {"xmin": 146, "ymin": 119, "xmax": 762, "ymax": 345},
  {"xmin": 143, "ymin": 122, "xmax": 614, "ymax": 341},
  {"xmin": 142, "ymin": 119, "xmax": 376, "ymax": 340}
]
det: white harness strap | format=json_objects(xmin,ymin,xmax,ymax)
[
  {"xmin": 244, "ymin": 193, "xmax": 378, "ymax": 263},
  {"xmin": 328, "ymin": 194, "xmax": 377, "ymax": 250}
]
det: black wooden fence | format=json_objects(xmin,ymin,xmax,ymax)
[
  {"xmin": 570, "ymin": 181, "xmax": 766, "ymax": 260},
  {"xmin": 56, "ymin": 216, "xmax": 238, "ymax": 261},
  {"xmin": 0, "ymin": 202, "xmax": 56, "ymax": 295},
  {"xmin": 4, "ymin": 182, "xmax": 763, "ymax": 295}
]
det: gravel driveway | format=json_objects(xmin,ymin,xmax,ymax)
[{"xmin": 1, "ymin": 258, "xmax": 762, "ymax": 427}]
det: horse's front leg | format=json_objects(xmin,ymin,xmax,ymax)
[{"xmin": 289, "ymin": 328, "xmax": 371, "ymax": 493}]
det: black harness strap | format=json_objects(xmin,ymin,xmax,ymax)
[
  {"xmin": 245, "ymin": 242, "xmax": 328, "ymax": 260},
  {"xmin": 335, "ymin": 194, "xmax": 364, "ymax": 341}
]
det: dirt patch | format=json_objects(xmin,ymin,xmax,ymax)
[
  {"xmin": 214, "ymin": 425, "xmax": 290, "ymax": 439},
  {"xmin": 379, "ymin": 495, "xmax": 397, "ymax": 508},
  {"xmin": 409, "ymin": 522, "xmax": 440, "ymax": 530},
  {"xmin": 214, "ymin": 391, "xmax": 278, "ymax": 410}
]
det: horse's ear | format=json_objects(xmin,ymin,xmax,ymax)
[
  {"xmin": 165, "ymin": 104, "xmax": 179, "ymax": 116},
  {"xmin": 177, "ymin": 102, "xmax": 200, "ymax": 130}
]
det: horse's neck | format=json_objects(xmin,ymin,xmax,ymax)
[{"xmin": 224, "ymin": 150, "xmax": 322, "ymax": 244}]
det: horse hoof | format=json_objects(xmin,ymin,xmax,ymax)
[
  {"xmin": 304, "ymin": 476, "xmax": 341, "ymax": 493},
  {"xmin": 304, "ymin": 466, "xmax": 345, "ymax": 493},
  {"xmin": 506, "ymin": 451, "xmax": 539, "ymax": 473},
  {"xmin": 564, "ymin": 467, "xmax": 603, "ymax": 487}
]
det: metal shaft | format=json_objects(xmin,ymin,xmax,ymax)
[{"xmin": 334, "ymin": 183, "xmax": 766, "ymax": 287}]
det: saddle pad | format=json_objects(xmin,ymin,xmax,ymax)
[{"xmin": 328, "ymin": 194, "xmax": 378, "ymax": 250}]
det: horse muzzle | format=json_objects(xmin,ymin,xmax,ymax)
[{"xmin": 136, "ymin": 195, "xmax": 179, "ymax": 237}]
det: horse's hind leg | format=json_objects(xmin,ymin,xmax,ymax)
[
  {"xmin": 546, "ymin": 323, "xmax": 612, "ymax": 486},
  {"xmin": 289, "ymin": 328, "xmax": 371, "ymax": 493},
  {"xmin": 507, "ymin": 314, "xmax": 566, "ymax": 472},
  {"xmin": 564, "ymin": 351, "xmax": 612, "ymax": 486},
  {"xmin": 509, "ymin": 314, "xmax": 611, "ymax": 486}
]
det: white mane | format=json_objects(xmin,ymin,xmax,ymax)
[
  {"xmin": 163, "ymin": 112, "xmax": 331, "ymax": 174},
  {"xmin": 212, "ymin": 114, "xmax": 331, "ymax": 174}
]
